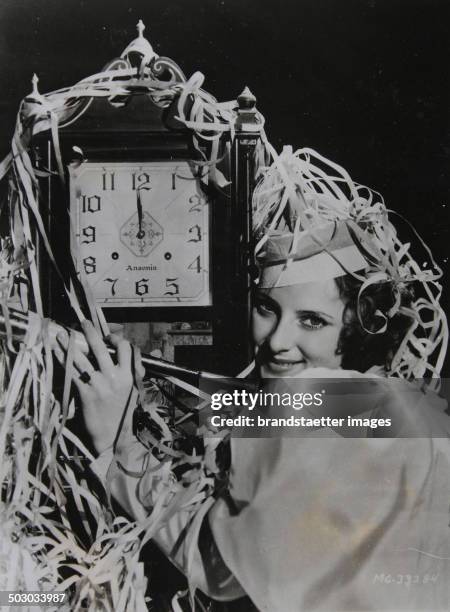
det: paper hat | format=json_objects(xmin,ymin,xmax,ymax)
[{"xmin": 257, "ymin": 221, "xmax": 368, "ymax": 287}]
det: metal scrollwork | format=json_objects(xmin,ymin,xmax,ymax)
[
  {"xmin": 150, "ymin": 56, "xmax": 186, "ymax": 85},
  {"xmin": 103, "ymin": 57, "xmax": 133, "ymax": 108}
]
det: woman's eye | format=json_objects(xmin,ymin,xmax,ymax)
[
  {"xmin": 255, "ymin": 300, "xmax": 276, "ymax": 315},
  {"xmin": 299, "ymin": 315, "xmax": 326, "ymax": 330}
]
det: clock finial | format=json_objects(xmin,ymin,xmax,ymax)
[
  {"xmin": 235, "ymin": 85, "xmax": 261, "ymax": 132},
  {"xmin": 137, "ymin": 19, "xmax": 145, "ymax": 38},
  {"xmin": 22, "ymin": 72, "xmax": 46, "ymax": 122},
  {"xmin": 237, "ymin": 86, "xmax": 256, "ymax": 111},
  {"xmin": 31, "ymin": 73, "xmax": 40, "ymax": 95},
  {"xmin": 25, "ymin": 72, "xmax": 45, "ymax": 105}
]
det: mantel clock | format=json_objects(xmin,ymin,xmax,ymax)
[{"xmin": 34, "ymin": 22, "xmax": 263, "ymax": 373}]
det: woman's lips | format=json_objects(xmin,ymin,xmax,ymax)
[{"xmin": 262, "ymin": 357, "xmax": 306, "ymax": 375}]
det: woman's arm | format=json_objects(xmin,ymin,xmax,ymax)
[
  {"xmin": 54, "ymin": 322, "xmax": 245, "ymax": 602},
  {"xmin": 55, "ymin": 320, "xmax": 141, "ymax": 455}
]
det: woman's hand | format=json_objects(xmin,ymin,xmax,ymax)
[{"xmin": 55, "ymin": 320, "xmax": 143, "ymax": 455}]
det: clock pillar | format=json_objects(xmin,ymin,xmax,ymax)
[{"xmin": 227, "ymin": 87, "xmax": 264, "ymax": 373}]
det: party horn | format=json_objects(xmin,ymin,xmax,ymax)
[{"xmin": 0, "ymin": 307, "xmax": 257, "ymax": 393}]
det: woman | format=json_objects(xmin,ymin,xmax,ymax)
[{"xmin": 56, "ymin": 147, "xmax": 449, "ymax": 611}]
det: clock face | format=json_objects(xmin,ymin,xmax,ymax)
[{"xmin": 69, "ymin": 161, "xmax": 211, "ymax": 307}]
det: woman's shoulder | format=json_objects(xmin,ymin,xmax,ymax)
[{"xmin": 368, "ymin": 374, "xmax": 450, "ymax": 437}]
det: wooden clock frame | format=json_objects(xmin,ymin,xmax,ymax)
[{"xmin": 33, "ymin": 61, "xmax": 262, "ymax": 374}]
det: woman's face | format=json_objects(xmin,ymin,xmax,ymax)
[{"xmin": 252, "ymin": 279, "xmax": 346, "ymax": 377}]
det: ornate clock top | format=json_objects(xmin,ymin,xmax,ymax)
[{"xmin": 120, "ymin": 19, "xmax": 158, "ymax": 68}]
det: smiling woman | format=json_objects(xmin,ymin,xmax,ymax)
[
  {"xmin": 251, "ymin": 146, "xmax": 447, "ymax": 383},
  {"xmin": 252, "ymin": 281, "xmax": 345, "ymax": 376},
  {"xmin": 59, "ymin": 145, "xmax": 450, "ymax": 611},
  {"xmin": 252, "ymin": 272, "xmax": 416, "ymax": 377},
  {"xmin": 201, "ymin": 146, "xmax": 450, "ymax": 611}
]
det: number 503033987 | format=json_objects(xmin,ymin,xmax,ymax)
[{"xmin": 1, "ymin": 591, "xmax": 66, "ymax": 605}]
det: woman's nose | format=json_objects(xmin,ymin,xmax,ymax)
[{"xmin": 268, "ymin": 315, "xmax": 297, "ymax": 354}]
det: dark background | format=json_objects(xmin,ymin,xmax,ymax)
[{"xmin": 0, "ymin": 0, "xmax": 448, "ymax": 373}]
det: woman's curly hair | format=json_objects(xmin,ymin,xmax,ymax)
[{"xmin": 335, "ymin": 275, "xmax": 415, "ymax": 373}]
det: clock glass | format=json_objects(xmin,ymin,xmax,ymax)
[{"xmin": 69, "ymin": 161, "xmax": 211, "ymax": 307}]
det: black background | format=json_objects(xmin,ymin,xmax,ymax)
[{"xmin": 0, "ymin": 0, "xmax": 448, "ymax": 374}]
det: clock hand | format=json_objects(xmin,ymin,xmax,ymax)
[{"xmin": 136, "ymin": 188, "xmax": 145, "ymax": 239}]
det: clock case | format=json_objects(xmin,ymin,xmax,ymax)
[{"xmin": 33, "ymin": 63, "xmax": 263, "ymax": 375}]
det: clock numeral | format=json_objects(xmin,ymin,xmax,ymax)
[
  {"xmin": 104, "ymin": 277, "xmax": 118, "ymax": 296},
  {"xmin": 81, "ymin": 195, "xmax": 101, "ymax": 213},
  {"xmin": 164, "ymin": 277, "xmax": 179, "ymax": 296},
  {"xmin": 83, "ymin": 256, "xmax": 96, "ymax": 274},
  {"xmin": 102, "ymin": 171, "xmax": 115, "ymax": 191},
  {"xmin": 135, "ymin": 278, "xmax": 150, "ymax": 296},
  {"xmin": 132, "ymin": 172, "xmax": 151, "ymax": 191},
  {"xmin": 171, "ymin": 173, "xmax": 177, "ymax": 190},
  {"xmin": 188, "ymin": 194, "xmax": 204, "ymax": 213},
  {"xmin": 188, "ymin": 224, "xmax": 202, "ymax": 243},
  {"xmin": 81, "ymin": 225, "xmax": 96, "ymax": 244},
  {"xmin": 188, "ymin": 255, "xmax": 201, "ymax": 273}
]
